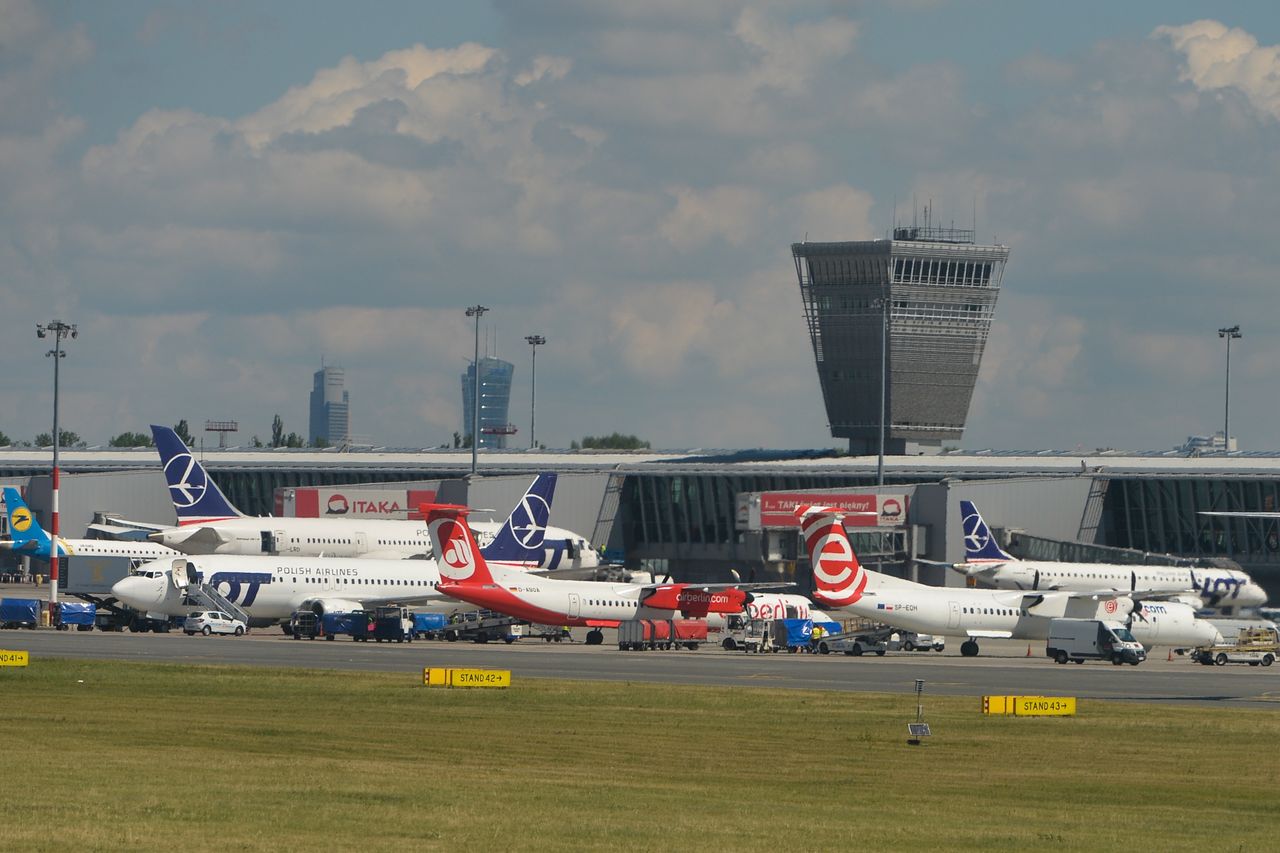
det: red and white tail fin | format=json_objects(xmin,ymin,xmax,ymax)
[
  {"xmin": 421, "ymin": 503, "xmax": 495, "ymax": 586},
  {"xmin": 796, "ymin": 505, "xmax": 867, "ymax": 608}
]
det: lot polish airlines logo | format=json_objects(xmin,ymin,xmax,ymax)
[
  {"xmin": 962, "ymin": 510, "xmax": 990, "ymax": 554},
  {"xmin": 797, "ymin": 506, "xmax": 866, "ymax": 607},
  {"xmin": 164, "ymin": 453, "xmax": 208, "ymax": 508},
  {"xmin": 509, "ymin": 493, "xmax": 550, "ymax": 548},
  {"xmin": 432, "ymin": 519, "xmax": 476, "ymax": 581}
]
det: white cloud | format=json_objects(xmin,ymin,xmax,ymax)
[{"xmin": 1155, "ymin": 19, "xmax": 1280, "ymax": 121}]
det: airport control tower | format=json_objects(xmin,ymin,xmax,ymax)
[{"xmin": 791, "ymin": 223, "xmax": 1010, "ymax": 455}]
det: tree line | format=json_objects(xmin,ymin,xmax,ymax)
[{"xmin": 0, "ymin": 419, "xmax": 649, "ymax": 451}]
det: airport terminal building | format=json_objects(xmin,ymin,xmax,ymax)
[{"xmin": 3, "ymin": 448, "xmax": 1280, "ymax": 602}]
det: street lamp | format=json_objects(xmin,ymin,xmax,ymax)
[
  {"xmin": 524, "ymin": 335, "xmax": 545, "ymax": 450},
  {"xmin": 1219, "ymin": 324, "xmax": 1242, "ymax": 453},
  {"xmin": 465, "ymin": 305, "xmax": 488, "ymax": 476},
  {"xmin": 872, "ymin": 297, "xmax": 889, "ymax": 486},
  {"xmin": 36, "ymin": 319, "xmax": 77, "ymax": 619}
]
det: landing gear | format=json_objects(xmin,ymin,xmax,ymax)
[
  {"xmin": 960, "ymin": 640, "xmax": 979, "ymax": 657},
  {"xmin": 585, "ymin": 629, "xmax": 604, "ymax": 645}
]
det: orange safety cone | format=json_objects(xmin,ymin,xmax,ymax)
[
  {"xmin": 1026, "ymin": 643, "xmax": 1032, "ymax": 657},
  {"xmin": 1167, "ymin": 648, "xmax": 1173, "ymax": 662}
]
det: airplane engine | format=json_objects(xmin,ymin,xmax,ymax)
[
  {"xmin": 299, "ymin": 598, "xmax": 364, "ymax": 617},
  {"xmin": 640, "ymin": 585, "xmax": 748, "ymax": 616}
]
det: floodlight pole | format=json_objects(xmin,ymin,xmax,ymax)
[
  {"xmin": 525, "ymin": 335, "xmax": 545, "ymax": 450},
  {"xmin": 1218, "ymin": 325, "xmax": 1241, "ymax": 453},
  {"xmin": 466, "ymin": 305, "xmax": 488, "ymax": 476},
  {"xmin": 874, "ymin": 297, "xmax": 889, "ymax": 486},
  {"xmin": 37, "ymin": 320, "xmax": 77, "ymax": 621}
]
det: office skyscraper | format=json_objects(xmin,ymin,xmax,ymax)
[
  {"xmin": 309, "ymin": 364, "xmax": 350, "ymax": 447},
  {"xmin": 461, "ymin": 356, "xmax": 514, "ymax": 449}
]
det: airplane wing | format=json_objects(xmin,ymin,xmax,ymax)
[
  {"xmin": 95, "ymin": 517, "xmax": 171, "ymax": 533},
  {"xmin": 967, "ymin": 629, "xmax": 1014, "ymax": 639},
  {"xmin": 151, "ymin": 526, "xmax": 235, "ymax": 550},
  {"xmin": 1199, "ymin": 511, "xmax": 1280, "ymax": 518}
]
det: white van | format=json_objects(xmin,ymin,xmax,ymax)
[{"xmin": 1047, "ymin": 618, "xmax": 1145, "ymax": 665}]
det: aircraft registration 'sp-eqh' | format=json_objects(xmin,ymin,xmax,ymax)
[
  {"xmin": 797, "ymin": 505, "xmax": 1221, "ymax": 657},
  {"xmin": 145, "ymin": 424, "xmax": 599, "ymax": 570},
  {"xmin": 0, "ymin": 487, "xmax": 178, "ymax": 563},
  {"xmin": 958, "ymin": 500, "xmax": 1267, "ymax": 613},
  {"xmin": 423, "ymin": 502, "xmax": 787, "ymax": 645}
]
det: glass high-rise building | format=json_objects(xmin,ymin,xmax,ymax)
[
  {"xmin": 309, "ymin": 365, "xmax": 350, "ymax": 447},
  {"xmin": 792, "ymin": 225, "xmax": 1010, "ymax": 454},
  {"xmin": 461, "ymin": 356, "xmax": 514, "ymax": 449}
]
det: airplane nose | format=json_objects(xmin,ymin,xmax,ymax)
[
  {"xmin": 111, "ymin": 576, "xmax": 153, "ymax": 609},
  {"xmin": 1199, "ymin": 623, "xmax": 1224, "ymax": 648}
]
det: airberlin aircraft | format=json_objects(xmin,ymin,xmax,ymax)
[{"xmin": 424, "ymin": 502, "xmax": 785, "ymax": 645}]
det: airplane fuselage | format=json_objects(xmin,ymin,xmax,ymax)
[
  {"xmin": 112, "ymin": 554, "xmax": 453, "ymax": 623},
  {"xmin": 153, "ymin": 517, "xmax": 599, "ymax": 569},
  {"xmin": 966, "ymin": 561, "xmax": 1267, "ymax": 610},
  {"xmin": 835, "ymin": 575, "xmax": 1220, "ymax": 649},
  {"xmin": 438, "ymin": 564, "xmax": 745, "ymax": 627}
]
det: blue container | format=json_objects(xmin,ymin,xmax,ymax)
[
  {"xmin": 413, "ymin": 613, "xmax": 447, "ymax": 632},
  {"xmin": 0, "ymin": 598, "xmax": 40, "ymax": 626},
  {"xmin": 778, "ymin": 618, "xmax": 815, "ymax": 647},
  {"xmin": 321, "ymin": 612, "xmax": 355, "ymax": 636},
  {"xmin": 58, "ymin": 602, "xmax": 96, "ymax": 626}
]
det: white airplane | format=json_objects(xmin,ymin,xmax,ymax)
[
  {"xmin": 424, "ymin": 501, "xmax": 784, "ymax": 645},
  {"xmin": 1, "ymin": 488, "xmax": 178, "ymax": 562},
  {"xmin": 111, "ymin": 553, "xmax": 452, "ymax": 627},
  {"xmin": 798, "ymin": 504, "xmax": 1221, "ymax": 656},
  {"xmin": 959, "ymin": 501, "xmax": 1267, "ymax": 612},
  {"xmin": 146, "ymin": 424, "xmax": 599, "ymax": 570}
]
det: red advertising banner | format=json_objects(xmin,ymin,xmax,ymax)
[{"xmin": 753, "ymin": 492, "xmax": 908, "ymax": 529}]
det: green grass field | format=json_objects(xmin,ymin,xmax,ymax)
[{"xmin": 2, "ymin": 659, "xmax": 1278, "ymax": 851}]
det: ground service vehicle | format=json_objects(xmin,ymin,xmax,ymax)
[
  {"xmin": 901, "ymin": 631, "xmax": 945, "ymax": 652},
  {"xmin": 184, "ymin": 610, "xmax": 247, "ymax": 636},
  {"xmin": 618, "ymin": 619, "xmax": 708, "ymax": 650},
  {"xmin": 1191, "ymin": 627, "xmax": 1278, "ymax": 666},
  {"xmin": 442, "ymin": 610, "xmax": 524, "ymax": 644},
  {"xmin": 373, "ymin": 605, "xmax": 414, "ymax": 643},
  {"xmin": 1047, "ymin": 618, "xmax": 1145, "ymax": 665}
]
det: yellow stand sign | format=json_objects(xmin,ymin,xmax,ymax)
[
  {"xmin": 0, "ymin": 650, "xmax": 30, "ymax": 667},
  {"xmin": 423, "ymin": 667, "xmax": 511, "ymax": 688},
  {"xmin": 983, "ymin": 695, "xmax": 1076, "ymax": 716}
]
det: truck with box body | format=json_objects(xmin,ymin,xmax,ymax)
[{"xmin": 1047, "ymin": 618, "xmax": 1146, "ymax": 665}]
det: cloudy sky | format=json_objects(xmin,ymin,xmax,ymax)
[{"xmin": 4, "ymin": 1, "xmax": 1280, "ymax": 452}]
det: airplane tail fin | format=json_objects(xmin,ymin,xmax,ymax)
[
  {"xmin": 422, "ymin": 502, "xmax": 496, "ymax": 586},
  {"xmin": 151, "ymin": 425, "xmax": 244, "ymax": 523},
  {"xmin": 480, "ymin": 473, "xmax": 557, "ymax": 563},
  {"xmin": 795, "ymin": 505, "xmax": 868, "ymax": 608},
  {"xmin": 2, "ymin": 487, "xmax": 53, "ymax": 556},
  {"xmin": 959, "ymin": 500, "xmax": 1014, "ymax": 562}
]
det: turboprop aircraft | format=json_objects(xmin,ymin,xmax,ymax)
[
  {"xmin": 958, "ymin": 500, "xmax": 1267, "ymax": 613},
  {"xmin": 145, "ymin": 424, "xmax": 598, "ymax": 570},
  {"xmin": 424, "ymin": 501, "xmax": 787, "ymax": 645},
  {"xmin": 1, "ymin": 488, "xmax": 178, "ymax": 562},
  {"xmin": 797, "ymin": 505, "xmax": 1221, "ymax": 656}
]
